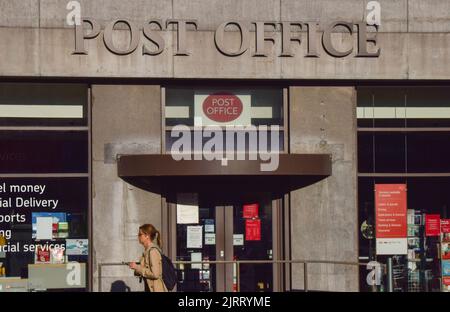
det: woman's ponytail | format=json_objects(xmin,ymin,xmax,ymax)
[
  {"xmin": 155, "ymin": 230, "xmax": 162, "ymax": 247},
  {"xmin": 139, "ymin": 224, "xmax": 162, "ymax": 247}
]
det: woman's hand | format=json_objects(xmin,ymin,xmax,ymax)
[{"xmin": 129, "ymin": 262, "xmax": 138, "ymax": 270}]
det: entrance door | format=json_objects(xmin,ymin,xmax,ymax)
[{"xmin": 169, "ymin": 192, "xmax": 279, "ymax": 292}]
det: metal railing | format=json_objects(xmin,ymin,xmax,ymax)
[{"xmin": 97, "ymin": 259, "xmax": 387, "ymax": 292}]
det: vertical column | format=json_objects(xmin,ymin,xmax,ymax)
[
  {"xmin": 92, "ymin": 85, "xmax": 162, "ymax": 292},
  {"xmin": 289, "ymin": 86, "xmax": 358, "ymax": 291}
]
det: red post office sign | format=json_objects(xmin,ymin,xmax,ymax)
[
  {"xmin": 425, "ymin": 214, "xmax": 441, "ymax": 237},
  {"xmin": 375, "ymin": 184, "xmax": 408, "ymax": 255},
  {"xmin": 202, "ymin": 93, "xmax": 243, "ymax": 123},
  {"xmin": 375, "ymin": 184, "xmax": 407, "ymax": 238}
]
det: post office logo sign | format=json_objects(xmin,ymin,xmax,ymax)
[{"xmin": 202, "ymin": 93, "xmax": 243, "ymax": 123}]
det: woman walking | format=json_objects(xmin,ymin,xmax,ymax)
[{"xmin": 129, "ymin": 224, "xmax": 168, "ymax": 292}]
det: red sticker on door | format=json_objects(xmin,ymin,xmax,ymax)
[
  {"xmin": 245, "ymin": 219, "xmax": 261, "ymax": 241},
  {"xmin": 243, "ymin": 203, "xmax": 259, "ymax": 219}
]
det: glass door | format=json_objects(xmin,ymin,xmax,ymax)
[
  {"xmin": 172, "ymin": 192, "xmax": 278, "ymax": 292},
  {"xmin": 174, "ymin": 193, "xmax": 220, "ymax": 292},
  {"xmin": 231, "ymin": 193, "xmax": 273, "ymax": 292}
]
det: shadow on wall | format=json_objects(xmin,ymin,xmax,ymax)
[{"xmin": 110, "ymin": 280, "xmax": 132, "ymax": 292}]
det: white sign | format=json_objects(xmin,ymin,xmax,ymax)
[
  {"xmin": 205, "ymin": 224, "xmax": 215, "ymax": 233},
  {"xmin": 36, "ymin": 217, "xmax": 53, "ymax": 240},
  {"xmin": 205, "ymin": 233, "xmax": 216, "ymax": 245},
  {"xmin": 376, "ymin": 238, "xmax": 408, "ymax": 255},
  {"xmin": 194, "ymin": 93, "xmax": 251, "ymax": 126},
  {"xmin": 191, "ymin": 252, "xmax": 202, "ymax": 270},
  {"xmin": 187, "ymin": 226, "xmax": 203, "ymax": 249},
  {"xmin": 177, "ymin": 204, "xmax": 199, "ymax": 224},
  {"xmin": 233, "ymin": 234, "xmax": 244, "ymax": 246}
]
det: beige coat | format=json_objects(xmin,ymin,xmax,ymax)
[{"xmin": 134, "ymin": 243, "xmax": 168, "ymax": 292}]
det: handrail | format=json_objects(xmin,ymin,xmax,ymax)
[{"xmin": 98, "ymin": 259, "xmax": 385, "ymax": 292}]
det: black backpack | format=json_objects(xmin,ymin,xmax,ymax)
[{"xmin": 151, "ymin": 247, "xmax": 177, "ymax": 291}]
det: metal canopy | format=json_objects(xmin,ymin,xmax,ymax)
[{"xmin": 117, "ymin": 154, "xmax": 332, "ymax": 198}]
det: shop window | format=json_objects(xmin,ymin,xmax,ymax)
[
  {"xmin": 165, "ymin": 87, "xmax": 284, "ymax": 153},
  {"xmin": 406, "ymin": 87, "xmax": 450, "ymax": 127},
  {"xmin": 407, "ymin": 132, "xmax": 450, "ymax": 173},
  {"xmin": 357, "ymin": 87, "xmax": 406, "ymax": 128},
  {"xmin": 357, "ymin": 87, "xmax": 450, "ymax": 128},
  {"xmin": 0, "ymin": 131, "xmax": 88, "ymax": 174},
  {"xmin": 0, "ymin": 84, "xmax": 87, "ymax": 127},
  {"xmin": 358, "ymin": 132, "xmax": 406, "ymax": 173},
  {"xmin": 357, "ymin": 86, "xmax": 450, "ymax": 292},
  {"xmin": 0, "ymin": 84, "xmax": 89, "ymax": 292},
  {"xmin": 0, "ymin": 178, "xmax": 89, "ymax": 290},
  {"xmin": 357, "ymin": 132, "xmax": 374, "ymax": 173},
  {"xmin": 358, "ymin": 177, "xmax": 450, "ymax": 292}
]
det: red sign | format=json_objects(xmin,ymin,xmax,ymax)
[
  {"xmin": 443, "ymin": 243, "xmax": 450, "ymax": 260},
  {"xmin": 443, "ymin": 277, "xmax": 450, "ymax": 286},
  {"xmin": 375, "ymin": 184, "xmax": 407, "ymax": 238},
  {"xmin": 243, "ymin": 203, "xmax": 259, "ymax": 219},
  {"xmin": 425, "ymin": 214, "xmax": 441, "ymax": 237},
  {"xmin": 441, "ymin": 219, "xmax": 450, "ymax": 234},
  {"xmin": 202, "ymin": 93, "xmax": 243, "ymax": 122},
  {"xmin": 245, "ymin": 219, "xmax": 261, "ymax": 241}
]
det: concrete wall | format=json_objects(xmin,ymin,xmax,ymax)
[
  {"xmin": 0, "ymin": 0, "xmax": 450, "ymax": 79},
  {"xmin": 92, "ymin": 85, "xmax": 162, "ymax": 292},
  {"xmin": 289, "ymin": 87, "xmax": 358, "ymax": 292}
]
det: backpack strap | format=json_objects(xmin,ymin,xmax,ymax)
[{"xmin": 148, "ymin": 247, "xmax": 164, "ymax": 281}]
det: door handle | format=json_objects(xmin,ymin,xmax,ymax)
[{"xmin": 220, "ymin": 250, "xmax": 224, "ymax": 258}]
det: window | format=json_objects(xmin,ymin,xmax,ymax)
[
  {"xmin": 0, "ymin": 83, "xmax": 89, "ymax": 292},
  {"xmin": 357, "ymin": 86, "xmax": 450, "ymax": 292},
  {"xmin": 165, "ymin": 87, "xmax": 284, "ymax": 153}
]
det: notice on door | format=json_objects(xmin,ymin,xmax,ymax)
[
  {"xmin": 233, "ymin": 234, "xmax": 244, "ymax": 246},
  {"xmin": 191, "ymin": 252, "xmax": 202, "ymax": 270},
  {"xmin": 245, "ymin": 219, "xmax": 261, "ymax": 241},
  {"xmin": 187, "ymin": 225, "xmax": 203, "ymax": 249},
  {"xmin": 375, "ymin": 184, "xmax": 407, "ymax": 255},
  {"xmin": 177, "ymin": 204, "xmax": 199, "ymax": 224},
  {"xmin": 205, "ymin": 233, "xmax": 216, "ymax": 245},
  {"xmin": 243, "ymin": 203, "xmax": 259, "ymax": 219}
]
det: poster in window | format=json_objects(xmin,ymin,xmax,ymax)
[
  {"xmin": 245, "ymin": 219, "xmax": 261, "ymax": 241},
  {"xmin": 443, "ymin": 276, "xmax": 450, "ymax": 286},
  {"xmin": 375, "ymin": 184, "xmax": 408, "ymax": 255},
  {"xmin": 442, "ymin": 260, "xmax": 450, "ymax": 277},
  {"xmin": 35, "ymin": 246, "xmax": 50, "ymax": 263},
  {"xmin": 36, "ymin": 217, "xmax": 53, "ymax": 241},
  {"xmin": 243, "ymin": 203, "xmax": 259, "ymax": 219},
  {"xmin": 66, "ymin": 239, "xmax": 88, "ymax": 255},
  {"xmin": 51, "ymin": 247, "xmax": 65, "ymax": 264},
  {"xmin": 441, "ymin": 219, "xmax": 450, "ymax": 234},
  {"xmin": 442, "ymin": 242, "xmax": 450, "ymax": 260},
  {"xmin": 425, "ymin": 214, "xmax": 441, "ymax": 237}
]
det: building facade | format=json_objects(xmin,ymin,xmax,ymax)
[{"xmin": 0, "ymin": 0, "xmax": 449, "ymax": 292}]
